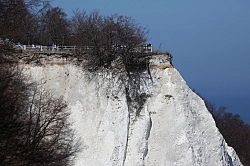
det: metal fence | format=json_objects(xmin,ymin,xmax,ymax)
[
  {"xmin": 22, "ymin": 45, "xmax": 90, "ymax": 53},
  {"xmin": 22, "ymin": 44, "xmax": 153, "ymax": 54}
]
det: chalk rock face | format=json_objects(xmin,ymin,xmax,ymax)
[{"xmin": 23, "ymin": 55, "xmax": 242, "ymax": 166}]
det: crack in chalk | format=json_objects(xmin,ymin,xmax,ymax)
[
  {"xmin": 123, "ymin": 95, "xmax": 131, "ymax": 166},
  {"xmin": 143, "ymin": 116, "xmax": 152, "ymax": 164}
]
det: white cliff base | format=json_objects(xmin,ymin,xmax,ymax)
[{"xmin": 23, "ymin": 56, "xmax": 243, "ymax": 166}]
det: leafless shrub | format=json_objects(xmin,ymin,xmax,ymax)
[
  {"xmin": 0, "ymin": 64, "xmax": 79, "ymax": 166},
  {"xmin": 71, "ymin": 11, "xmax": 149, "ymax": 72}
]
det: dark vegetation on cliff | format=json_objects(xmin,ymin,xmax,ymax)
[{"xmin": 0, "ymin": 65, "xmax": 79, "ymax": 165}]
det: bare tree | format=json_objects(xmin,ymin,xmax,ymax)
[
  {"xmin": 19, "ymin": 88, "xmax": 79, "ymax": 166},
  {"xmin": 0, "ymin": 64, "xmax": 79, "ymax": 166},
  {"xmin": 0, "ymin": 0, "xmax": 50, "ymax": 44},
  {"xmin": 71, "ymin": 10, "xmax": 148, "ymax": 71},
  {"xmin": 38, "ymin": 7, "xmax": 70, "ymax": 45},
  {"xmin": 0, "ymin": 0, "xmax": 31, "ymax": 42},
  {"xmin": 0, "ymin": 64, "xmax": 30, "ymax": 165}
]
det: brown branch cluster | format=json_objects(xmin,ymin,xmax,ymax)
[{"xmin": 0, "ymin": 64, "xmax": 79, "ymax": 166}]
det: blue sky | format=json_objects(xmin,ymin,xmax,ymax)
[{"xmin": 52, "ymin": 0, "xmax": 250, "ymax": 123}]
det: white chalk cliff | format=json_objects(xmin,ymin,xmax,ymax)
[{"xmin": 23, "ymin": 55, "xmax": 243, "ymax": 166}]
